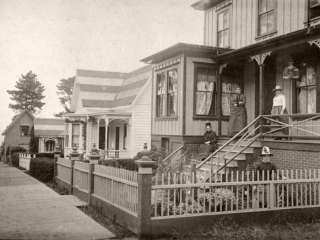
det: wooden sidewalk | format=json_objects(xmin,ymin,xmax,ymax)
[{"xmin": 0, "ymin": 162, "xmax": 115, "ymax": 240}]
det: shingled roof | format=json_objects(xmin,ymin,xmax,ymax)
[
  {"xmin": 2, "ymin": 110, "xmax": 34, "ymax": 135},
  {"xmin": 34, "ymin": 118, "xmax": 65, "ymax": 137},
  {"xmin": 71, "ymin": 65, "xmax": 152, "ymax": 111}
]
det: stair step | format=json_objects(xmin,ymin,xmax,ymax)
[
  {"xmin": 217, "ymin": 144, "xmax": 255, "ymax": 153},
  {"xmin": 218, "ymin": 138, "xmax": 263, "ymax": 147},
  {"xmin": 218, "ymin": 151, "xmax": 254, "ymax": 160}
]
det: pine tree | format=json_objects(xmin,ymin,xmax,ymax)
[
  {"xmin": 7, "ymin": 71, "xmax": 45, "ymax": 114},
  {"xmin": 54, "ymin": 76, "xmax": 75, "ymax": 118}
]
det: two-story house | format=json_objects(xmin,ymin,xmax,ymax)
[
  {"xmin": 142, "ymin": 0, "xmax": 320, "ymax": 169},
  {"xmin": 64, "ymin": 65, "xmax": 152, "ymax": 159}
]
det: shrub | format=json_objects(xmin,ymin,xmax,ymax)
[
  {"xmin": 35, "ymin": 153, "xmax": 55, "ymax": 159},
  {"xmin": 11, "ymin": 153, "xmax": 20, "ymax": 167},
  {"xmin": 29, "ymin": 157, "xmax": 54, "ymax": 182},
  {"xmin": 99, "ymin": 159, "xmax": 137, "ymax": 171}
]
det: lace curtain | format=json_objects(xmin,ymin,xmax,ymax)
[{"xmin": 297, "ymin": 66, "xmax": 316, "ymax": 114}]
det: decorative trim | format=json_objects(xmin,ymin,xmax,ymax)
[
  {"xmin": 219, "ymin": 64, "xmax": 227, "ymax": 74},
  {"xmin": 154, "ymin": 57, "xmax": 180, "ymax": 71},
  {"xmin": 255, "ymin": 31, "xmax": 277, "ymax": 42},
  {"xmin": 250, "ymin": 51, "xmax": 272, "ymax": 65},
  {"xmin": 308, "ymin": 39, "xmax": 320, "ymax": 49},
  {"xmin": 214, "ymin": 0, "xmax": 232, "ymax": 12},
  {"xmin": 108, "ymin": 118, "xmax": 130, "ymax": 124}
]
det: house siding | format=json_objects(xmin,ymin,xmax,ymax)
[{"xmin": 204, "ymin": 0, "xmax": 307, "ymax": 49}]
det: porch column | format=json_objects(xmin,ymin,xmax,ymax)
[
  {"xmin": 105, "ymin": 117, "xmax": 109, "ymax": 151},
  {"xmin": 68, "ymin": 124, "xmax": 72, "ymax": 147},
  {"xmin": 250, "ymin": 52, "xmax": 272, "ymax": 115},
  {"xmin": 86, "ymin": 118, "xmax": 92, "ymax": 155},
  {"xmin": 79, "ymin": 123, "xmax": 83, "ymax": 150},
  {"xmin": 96, "ymin": 120, "xmax": 100, "ymax": 149}
]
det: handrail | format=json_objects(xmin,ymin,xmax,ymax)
[
  {"xmin": 162, "ymin": 143, "xmax": 185, "ymax": 163},
  {"xmin": 196, "ymin": 115, "xmax": 261, "ymax": 169}
]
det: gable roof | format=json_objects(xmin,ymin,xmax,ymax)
[
  {"xmin": 34, "ymin": 118, "xmax": 65, "ymax": 137},
  {"xmin": 2, "ymin": 110, "xmax": 34, "ymax": 136},
  {"xmin": 71, "ymin": 65, "xmax": 152, "ymax": 111}
]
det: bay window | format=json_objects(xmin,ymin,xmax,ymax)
[
  {"xmin": 258, "ymin": 0, "xmax": 275, "ymax": 36},
  {"xmin": 195, "ymin": 66, "xmax": 217, "ymax": 116},
  {"xmin": 156, "ymin": 69, "xmax": 178, "ymax": 117}
]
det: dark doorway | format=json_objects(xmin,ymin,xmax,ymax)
[
  {"xmin": 115, "ymin": 127, "xmax": 120, "ymax": 150},
  {"xmin": 99, "ymin": 126, "xmax": 105, "ymax": 150},
  {"xmin": 161, "ymin": 138, "xmax": 170, "ymax": 153},
  {"xmin": 263, "ymin": 55, "xmax": 277, "ymax": 114}
]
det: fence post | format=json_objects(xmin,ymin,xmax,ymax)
[
  {"xmin": 135, "ymin": 143, "xmax": 156, "ymax": 239},
  {"xmin": 70, "ymin": 146, "xmax": 80, "ymax": 194},
  {"xmin": 88, "ymin": 143, "xmax": 100, "ymax": 164},
  {"xmin": 53, "ymin": 145, "xmax": 62, "ymax": 178},
  {"xmin": 88, "ymin": 163, "xmax": 95, "ymax": 205}
]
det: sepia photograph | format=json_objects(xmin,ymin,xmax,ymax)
[{"xmin": 1, "ymin": 0, "xmax": 320, "ymax": 239}]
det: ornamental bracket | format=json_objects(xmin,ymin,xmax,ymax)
[
  {"xmin": 250, "ymin": 51, "xmax": 272, "ymax": 65},
  {"xmin": 308, "ymin": 39, "xmax": 320, "ymax": 49},
  {"xmin": 219, "ymin": 64, "xmax": 227, "ymax": 74}
]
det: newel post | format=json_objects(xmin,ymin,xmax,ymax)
[
  {"xmin": 70, "ymin": 146, "xmax": 80, "ymax": 194},
  {"xmin": 88, "ymin": 144, "xmax": 100, "ymax": 205},
  {"xmin": 135, "ymin": 143, "xmax": 156, "ymax": 239},
  {"xmin": 53, "ymin": 145, "xmax": 62, "ymax": 178}
]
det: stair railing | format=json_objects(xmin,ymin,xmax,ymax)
[{"xmin": 196, "ymin": 115, "xmax": 262, "ymax": 170}]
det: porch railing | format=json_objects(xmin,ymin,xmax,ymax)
[
  {"xmin": 100, "ymin": 150, "xmax": 132, "ymax": 159},
  {"xmin": 196, "ymin": 113, "xmax": 320, "ymax": 181}
]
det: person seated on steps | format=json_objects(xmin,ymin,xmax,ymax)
[{"xmin": 197, "ymin": 122, "xmax": 218, "ymax": 161}]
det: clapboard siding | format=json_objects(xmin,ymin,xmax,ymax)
[
  {"xmin": 152, "ymin": 56, "xmax": 184, "ymax": 136},
  {"xmin": 132, "ymin": 79, "xmax": 152, "ymax": 156},
  {"xmin": 204, "ymin": 0, "xmax": 307, "ymax": 49}
]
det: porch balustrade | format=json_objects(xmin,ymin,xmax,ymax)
[{"xmin": 100, "ymin": 149, "xmax": 132, "ymax": 159}]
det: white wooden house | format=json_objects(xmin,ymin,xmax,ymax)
[
  {"xmin": 34, "ymin": 118, "xmax": 65, "ymax": 153},
  {"xmin": 64, "ymin": 65, "xmax": 152, "ymax": 159}
]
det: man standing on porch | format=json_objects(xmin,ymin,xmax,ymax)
[
  {"xmin": 271, "ymin": 86, "xmax": 289, "ymax": 139},
  {"xmin": 228, "ymin": 86, "xmax": 247, "ymax": 138},
  {"xmin": 197, "ymin": 122, "xmax": 218, "ymax": 161}
]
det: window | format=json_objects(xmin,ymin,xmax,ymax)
[
  {"xmin": 45, "ymin": 141, "xmax": 55, "ymax": 152},
  {"xmin": 195, "ymin": 67, "xmax": 217, "ymax": 116},
  {"xmin": 72, "ymin": 124, "xmax": 80, "ymax": 147},
  {"xmin": 258, "ymin": 0, "xmax": 275, "ymax": 36},
  {"xmin": 21, "ymin": 125, "xmax": 29, "ymax": 137},
  {"xmin": 58, "ymin": 138, "xmax": 64, "ymax": 150},
  {"xmin": 217, "ymin": 10, "xmax": 229, "ymax": 48},
  {"xmin": 310, "ymin": 0, "xmax": 320, "ymax": 19},
  {"xmin": 296, "ymin": 65, "xmax": 317, "ymax": 114},
  {"xmin": 65, "ymin": 124, "xmax": 69, "ymax": 147},
  {"xmin": 156, "ymin": 69, "xmax": 178, "ymax": 117}
]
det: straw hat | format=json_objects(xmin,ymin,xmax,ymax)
[
  {"xmin": 272, "ymin": 85, "xmax": 282, "ymax": 91},
  {"xmin": 260, "ymin": 146, "xmax": 273, "ymax": 156}
]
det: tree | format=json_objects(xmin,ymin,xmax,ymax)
[
  {"xmin": 7, "ymin": 71, "xmax": 45, "ymax": 114},
  {"xmin": 29, "ymin": 126, "xmax": 39, "ymax": 153},
  {"xmin": 54, "ymin": 77, "xmax": 75, "ymax": 118}
]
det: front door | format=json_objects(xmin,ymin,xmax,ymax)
[
  {"xmin": 115, "ymin": 127, "xmax": 120, "ymax": 150},
  {"xmin": 263, "ymin": 56, "xmax": 277, "ymax": 114}
]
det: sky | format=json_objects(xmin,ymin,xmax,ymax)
[{"xmin": 0, "ymin": 0, "xmax": 203, "ymax": 142}]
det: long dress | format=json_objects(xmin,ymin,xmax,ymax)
[
  {"xmin": 197, "ymin": 131, "xmax": 218, "ymax": 161},
  {"xmin": 271, "ymin": 94, "xmax": 289, "ymax": 136},
  {"xmin": 228, "ymin": 94, "xmax": 247, "ymax": 136}
]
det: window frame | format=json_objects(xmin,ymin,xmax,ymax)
[
  {"xmin": 256, "ymin": 0, "xmax": 277, "ymax": 38},
  {"xmin": 20, "ymin": 125, "xmax": 29, "ymax": 137},
  {"xmin": 155, "ymin": 66, "xmax": 179, "ymax": 119},
  {"xmin": 71, "ymin": 124, "xmax": 80, "ymax": 148},
  {"xmin": 193, "ymin": 63, "xmax": 218, "ymax": 119},
  {"xmin": 216, "ymin": 7, "xmax": 231, "ymax": 48},
  {"xmin": 309, "ymin": 0, "xmax": 320, "ymax": 20},
  {"xmin": 45, "ymin": 140, "xmax": 55, "ymax": 152}
]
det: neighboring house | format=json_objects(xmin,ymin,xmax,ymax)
[
  {"xmin": 1, "ymin": 110, "xmax": 34, "ymax": 150},
  {"xmin": 64, "ymin": 65, "xmax": 152, "ymax": 159},
  {"xmin": 141, "ymin": 0, "xmax": 320, "ymax": 169},
  {"xmin": 34, "ymin": 118, "xmax": 65, "ymax": 153}
]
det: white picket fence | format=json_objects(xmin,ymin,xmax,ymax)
[
  {"xmin": 93, "ymin": 165, "xmax": 138, "ymax": 216},
  {"xmin": 56, "ymin": 158, "xmax": 72, "ymax": 184},
  {"xmin": 151, "ymin": 169, "xmax": 320, "ymax": 218},
  {"xmin": 19, "ymin": 153, "xmax": 36, "ymax": 171},
  {"xmin": 73, "ymin": 161, "xmax": 90, "ymax": 193}
]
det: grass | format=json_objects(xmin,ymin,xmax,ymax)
[{"xmin": 78, "ymin": 205, "xmax": 136, "ymax": 239}]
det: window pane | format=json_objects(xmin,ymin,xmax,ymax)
[
  {"xmin": 218, "ymin": 32, "xmax": 223, "ymax": 47},
  {"xmin": 224, "ymin": 10, "xmax": 229, "ymax": 28},
  {"xmin": 224, "ymin": 29, "xmax": 229, "ymax": 47},
  {"xmin": 168, "ymin": 69, "xmax": 178, "ymax": 93},
  {"xmin": 308, "ymin": 86, "xmax": 317, "ymax": 113},
  {"xmin": 197, "ymin": 68, "xmax": 207, "ymax": 91},
  {"xmin": 259, "ymin": 0, "xmax": 267, "ymax": 14},
  {"xmin": 267, "ymin": 0, "xmax": 274, "ymax": 11},
  {"xmin": 157, "ymin": 95, "xmax": 164, "ymax": 116},
  {"xmin": 221, "ymin": 93, "xmax": 231, "ymax": 116},
  {"xmin": 267, "ymin": 11, "xmax": 275, "ymax": 32},
  {"xmin": 218, "ymin": 12, "xmax": 224, "ymax": 31},
  {"xmin": 72, "ymin": 124, "xmax": 80, "ymax": 135},
  {"xmin": 311, "ymin": 0, "xmax": 320, "ymax": 8},
  {"xmin": 157, "ymin": 74, "xmax": 166, "ymax": 95},
  {"xmin": 259, "ymin": 13, "xmax": 267, "ymax": 35},
  {"xmin": 196, "ymin": 92, "xmax": 207, "ymax": 115},
  {"xmin": 306, "ymin": 66, "xmax": 316, "ymax": 86},
  {"xmin": 168, "ymin": 93, "xmax": 177, "ymax": 115}
]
